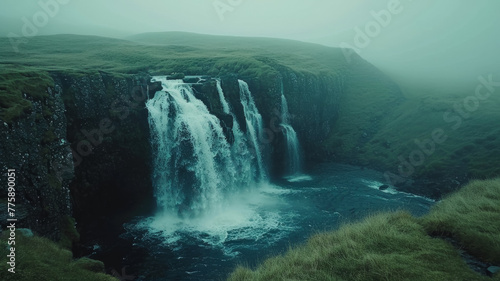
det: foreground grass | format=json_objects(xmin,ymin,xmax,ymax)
[
  {"xmin": 423, "ymin": 178, "xmax": 500, "ymax": 263},
  {"xmin": 229, "ymin": 179, "xmax": 500, "ymax": 281},
  {"xmin": 0, "ymin": 232, "xmax": 117, "ymax": 281}
]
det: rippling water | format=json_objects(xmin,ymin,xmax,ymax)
[{"xmin": 120, "ymin": 163, "xmax": 434, "ymax": 281}]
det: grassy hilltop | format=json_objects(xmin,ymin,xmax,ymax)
[{"xmin": 0, "ymin": 32, "xmax": 347, "ymax": 123}]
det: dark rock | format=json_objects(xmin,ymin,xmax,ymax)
[
  {"xmin": 54, "ymin": 72, "xmax": 155, "ymax": 247},
  {"xmin": 487, "ymin": 266, "xmax": 500, "ymax": 276},
  {"xmin": 1, "ymin": 72, "xmax": 156, "ymax": 248},
  {"xmin": 183, "ymin": 77, "xmax": 199, "ymax": 84},
  {"xmin": 220, "ymin": 76, "xmax": 247, "ymax": 132},
  {"xmin": 148, "ymin": 81, "xmax": 162, "ymax": 98},
  {"xmin": 217, "ymin": 113, "xmax": 234, "ymax": 144},
  {"xmin": 379, "ymin": 184, "xmax": 389, "ymax": 191},
  {"xmin": 167, "ymin": 73, "xmax": 185, "ymax": 79},
  {"xmin": 0, "ymin": 83, "xmax": 73, "ymax": 241},
  {"xmin": 18, "ymin": 228, "xmax": 34, "ymax": 237}
]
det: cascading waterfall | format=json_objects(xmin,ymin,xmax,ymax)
[
  {"xmin": 280, "ymin": 88, "xmax": 303, "ymax": 176},
  {"xmin": 146, "ymin": 77, "xmax": 267, "ymax": 218},
  {"xmin": 238, "ymin": 80, "xmax": 267, "ymax": 182},
  {"xmin": 216, "ymin": 79, "xmax": 231, "ymax": 114},
  {"xmin": 216, "ymin": 79, "xmax": 257, "ymax": 186},
  {"xmin": 147, "ymin": 78, "xmax": 236, "ymax": 217}
]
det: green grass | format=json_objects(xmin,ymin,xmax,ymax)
[
  {"xmin": 325, "ymin": 71, "xmax": 500, "ymax": 180},
  {"xmin": 0, "ymin": 231, "xmax": 117, "ymax": 281},
  {"xmin": 0, "ymin": 32, "xmax": 347, "ymax": 77},
  {"xmin": 422, "ymin": 178, "xmax": 500, "ymax": 263},
  {"xmin": 0, "ymin": 32, "xmax": 349, "ymax": 123},
  {"xmin": 228, "ymin": 178, "xmax": 500, "ymax": 281},
  {"xmin": 0, "ymin": 67, "xmax": 54, "ymax": 123}
]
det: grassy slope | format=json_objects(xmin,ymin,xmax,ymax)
[
  {"xmin": 423, "ymin": 178, "xmax": 500, "ymax": 263},
  {"xmin": 0, "ymin": 32, "xmax": 347, "ymax": 123},
  {"xmin": 228, "ymin": 178, "xmax": 500, "ymax": 281},
  {"xmin": 0, "ymin": 232, "xmax": 118, "ymax": 281},
  {"xmin": 324, "ymin": 71, "xmax": 500, "ymax": 180}
]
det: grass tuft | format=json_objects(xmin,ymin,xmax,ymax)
[
  {"xmin": 422, "ymin": 178, "xmax": 500, "ymax": 263},
  {"xmin": 0, "ymin": 231, "xmax": 117, "ymax": 281}
]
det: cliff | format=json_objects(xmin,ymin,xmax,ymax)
[{"xmin": 0, "ymin": 33, "xmax": 414, "ymax": 245}]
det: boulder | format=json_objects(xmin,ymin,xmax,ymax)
[
  {"xmin": 487, "ymin": 266, "xmax": 500, "ymax": 276},
  {"xmin": 379, "ymin": 184, "xmax": 389, "ymax": 191},
  {"xmin": 148, "ymin": 81, "xmax": 162, "ymax": 98},
  {"xmin": 183, "ymin": 77, "xmax": 199, "ymax": 84},
  {"xmin": 167, "ymin": 73, "xmax": 185, "ymax": 80},
  {"xmin": 18, "ymin": 228, "xmax": 34, "ymax": 237}
]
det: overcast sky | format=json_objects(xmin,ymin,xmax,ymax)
[{"xmin": 1, "ymin": 0, "xmax": 499, "ymax": 84}]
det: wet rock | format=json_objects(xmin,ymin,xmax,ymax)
[
  {"xmin": 148, "ymin": 81, "xmax": 162, "ymax": 98},
  {"xmin": 0, "ymin": 84, "xmax": 72, "ymax": 240},
  {"xmin": 17, "ymin": 228, "xmax": 34, "ymax": 237},
  {"xmin": 487, "ymin": 266, "xmax": 500, "ymax": 276},
  {"xmin": 167, "ymin": 73, "xmax": 185, "ymax": 79},
  {"xmin": 183, "ymin": 77, "xmax": 199, "ymax": 84},
  {"xmin": 379, "ymin": 184, "xmax": 389, "ymax": 191}
]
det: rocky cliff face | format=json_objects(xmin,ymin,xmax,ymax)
[
  {"xmin": 0, "ymin": 83, "xmax": 73, "ymax": 242},
  {"xmin": 0, "ymin": 55, "xmax": 399, "ymax": 244},
  {"xmin": 177, "ymin": 69, "xmax": 343, "ymax": 177},
  {"xmin": 0, "ymin": 72, "xmax": 156, "ymax": 245}
]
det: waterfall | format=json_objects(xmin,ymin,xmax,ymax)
[
  {"xmin": 238, "ymin": 80, "xmax": 267, "ymax": 182},
  {"xmin": 216, "ymin": 79, "xmax": 257, "ymax": 186},
  {"xmin": 216, "ymin": 79, "xmax": 231, "ymax": 114},
  {"xmin": 146, "ymin": 77, "xmax": 267, "ymax": 218},
  {"xmin": 280, "ymin": 91, "xmax": 303, "ymax": 176}
]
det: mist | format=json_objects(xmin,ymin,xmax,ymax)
[{"xmin": 1, "ymin": 0, "xmax": 499, "ymax": 87}]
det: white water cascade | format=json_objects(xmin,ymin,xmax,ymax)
[
  {"xmin": 280, "ymin": 90, "xmax": 303, "ymax": 176},
  {"xmin": 216, "ymin": 79, "xmax": 260, "ymax": 186},
  {"xmin": 238, "ymin": 80, "xmax": 267, "ymax": 182},
  {"xmin": 146, "ymin": 77, "xmax": 268, "ymax": 218}
]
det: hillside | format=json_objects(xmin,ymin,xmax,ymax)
[{"xmin": 1, "ymin": 32, "xmax": 499, "ymax": 195}]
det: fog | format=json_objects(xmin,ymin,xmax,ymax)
[{"xmin": 1, "ymin": 0, "xmax": 499, "ymax": 86}]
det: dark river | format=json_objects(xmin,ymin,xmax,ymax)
[{"xmin": 117, "ymin": 163, "xmax": 434, "ymax": 281}]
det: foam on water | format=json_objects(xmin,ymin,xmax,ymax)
[
  {"xmin": 284, "ymin": 174, "xmax": 313, "ymax": 183},
  {"xmin": 361, "ymin": 179, "xmax": 436, "ymax": 202},
  {"xmin": 134, "ymin": 183, "xmax": 296, "ymax": 256}
]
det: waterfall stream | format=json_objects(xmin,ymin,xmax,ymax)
[
  {"xmin": 147, "ymin": 77, "xmax": 272, "ymax": 218},
  {"xmin": 280, "ymin": 94, "xmax": 303, "ymax": 176}
]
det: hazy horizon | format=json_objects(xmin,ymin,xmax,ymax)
[{"xmin": 1, "ymin": 0, "xmax": 499, "ymax": 85}]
